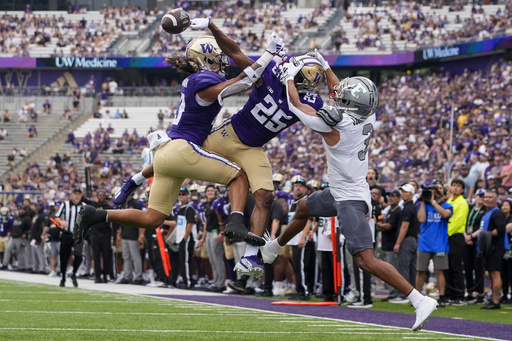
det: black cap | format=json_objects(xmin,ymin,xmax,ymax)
[
  {"xmin": 179, "ymin": 187, "xmax": 189, "ymax": 195},
  {"xmin": 388, "ymin": 190, "xmax": 401, "ymax": 197},
  {"xmin": 72, "ymin": 187, "xmax": 82, "ymax": 193}
]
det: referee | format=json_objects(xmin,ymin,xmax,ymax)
[{"xmin": 54, "ymin": 187, "xmax": 86, "ymax": 287}]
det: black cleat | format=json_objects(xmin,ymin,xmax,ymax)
[
  {"xmin": 71, "ymin": 274, "xmax": 78, "ymax": 287},
  {"xmin": 60, "ymin": 279, "xmax": 65, "ymax": 287},
  {"xmin": 73, "ymin": 205, "xmax": 103, "ymax": 244},
  {"xmin": 224, "ymin": 214, "xmax": 265, "ymax": 246}
]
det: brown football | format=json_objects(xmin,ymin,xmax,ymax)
[{"xmin": 161, "ymin": 8, "xmax": 190, "ymax": 34}]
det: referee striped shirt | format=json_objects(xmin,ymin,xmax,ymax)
[{"xmin": 55, "ymin": 201, "xmax": 84, "ymax": 233}]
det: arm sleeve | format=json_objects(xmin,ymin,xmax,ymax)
[
  {"xmin": 218, "ymin": 51, "xmax": 274, "ymax": 105},
  {"xmin": 285, "ymin": 82, "xmax": 332, "ymax": 133}
]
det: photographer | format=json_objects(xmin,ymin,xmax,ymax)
[{"xmin": 416, "ymin": 181, "xmax": 453, "ymax": 307}]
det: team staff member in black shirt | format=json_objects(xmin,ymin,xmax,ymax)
[
  {"xmin": 89, "ymin": 189, "xmax": 114, "ymax": 283},
  {"xmin": 377, "ymin": 190, "xmax": 402, "ymax": 300},
  {"xmin": 391, "ymin": 184, "xmax": 420, "ymax": 304}
]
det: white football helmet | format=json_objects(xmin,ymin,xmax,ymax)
[
  {"xmin": 0, "ymin": 207, "xmax": 8, "ymax": 216},
  {"xmin": 186, "ymin": 36, "xmax": 229, "ymax": 76},
  {"xmin": 331, "ymin": 76, "xmax": 379, "ymax": 122}
]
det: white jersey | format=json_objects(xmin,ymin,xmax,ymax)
[{"xmin": 324, "ymin": 114, "xmax": 374, "ymax": 215}]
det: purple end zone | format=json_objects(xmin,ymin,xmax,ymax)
[{"xmin": 150, "ymin": 294, "xmax": 511, "ymax": 340}]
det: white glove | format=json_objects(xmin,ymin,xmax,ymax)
[
  {"xmin": 307, "ymin": 48, "xmax": 330, "ymax": 71},
  {"xmin": 265, "ymin": 33, "xmax": 285, "ymax": 55},
  {"xmin": 279, "ymin": 59, "xmax": 304, "ymax": 86},
  {"xmin": 190, "ymin": 18, "xmax": 210, "ymax": 30}
]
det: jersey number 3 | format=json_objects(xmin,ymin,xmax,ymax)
[{"xmin": 358, "ymin": 123, "xmax": 373, "ymax": 161}]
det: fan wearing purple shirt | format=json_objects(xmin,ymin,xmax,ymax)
[{"xmin": 74, "ymin": 34, "xmax": 285, "ymax": 248}]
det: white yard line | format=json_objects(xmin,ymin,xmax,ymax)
[{"xmin": 0, "ymin": 274, "xmax": 506, "ymax": 341}]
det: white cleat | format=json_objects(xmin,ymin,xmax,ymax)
[{"xmin": 412, "ymin": 296, "xmax": 438, "ymax": 331}]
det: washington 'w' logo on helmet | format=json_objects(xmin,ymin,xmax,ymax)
[
  {"xmin": 186, "ymin": 36, "xmax": 229, "ymax": 75},
  {"xmin": 200, "ymin": 43, "xmax": 215, "ymax": 54},
  {"xmin": 291, "ymin": 55, "xmax": 325, "ymax": 93}
]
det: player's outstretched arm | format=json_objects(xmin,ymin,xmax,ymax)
[
  {"xmin": 216, "ymin": 34, "xmax": 284, "ymax": 102},
  {"xmin": 308, "ymin": 49, "xmax": 338, "ymax": 93},
  {"xmin": 191, "ymin": 18, "xmax": 253, "ymax": 69},
  {"xmin": 280, "ymin": 60, "xmax": 336, "ymax": 133}
]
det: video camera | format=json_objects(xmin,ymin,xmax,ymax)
[{"xmin": 420, "ymin": 184, "xmax": 438, "ymax": 204}]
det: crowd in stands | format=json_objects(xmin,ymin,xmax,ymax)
[
  {"xmin": 0, "ymin": 5, "xmax": 155, "ymax": 57},
  {"xmin": 149, "ymin": 1, "xmax": 330, "ymax": 56},
  {"xmin": 0, "ymin": 1, "xmax": 510, "ymax": 58},
  {"xmin": 330, "ymin": 0, "xmax": 512, "ymax": 52}
]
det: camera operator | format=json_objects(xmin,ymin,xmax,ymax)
[{"xmin": 416, "ymin": 181, "xmax": 453, "ymax": 307}]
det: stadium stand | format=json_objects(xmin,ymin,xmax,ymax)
[
  {"xmin": 0, "ymin": 8, "xmax": 158, "ymax": 57},
  {"xmin": 325, "ymin": 2, "xmax": 510, "ymax": 53}
]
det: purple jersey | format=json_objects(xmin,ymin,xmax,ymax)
[
  {"xmin": 169, "ymin": 70, "xmax": 226, "ymax": 146},
  {"xmin": 0, "ymin": 216, "xmax": 13, "ymax": 237},
  {"xmin": 276, "ymin": 190, "xmax": 293, "ymax": 209},
  {"xmin": 230, "ymin": 60, "xmax": 323, "ymax": 147},
  {"xmin": 212, "ymin": 196, "xmax": 230, "ymax": 223}
]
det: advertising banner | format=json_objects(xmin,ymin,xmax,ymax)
[
  {"xmin": 0, "ymin": 191, "xmax": 45, "ymax": 206},
  {"xmin": 0, "ymin": 36, "xmax": 510, "ymax": 70}
]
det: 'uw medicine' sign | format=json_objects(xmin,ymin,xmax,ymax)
[{"xmin": 54, "ymin": 57, "xmax": 118, "ymax": 68}]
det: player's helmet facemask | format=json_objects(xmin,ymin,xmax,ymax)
[
  {"xmin": 330, "ymin": 76, "xmax": 380, "ymax": 123},
  {"xmin": 186, "ymin": 36, "xmax": 230, "ymax": 77}
]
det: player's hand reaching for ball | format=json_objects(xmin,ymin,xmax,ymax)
[
  {"xmin": 265, "ymin": 33, "xmax": 285, "ymax": 55},
  {"xmin": 279, "ymin": 58, "xmax": 304, "ymax": 86},
  {"xmin": 307, "ymin": 48, "xmax": 330, "ymax": 71},
  {"xmin": 190, "ymin": 18, "xmax": 210, "ymax": 30}
]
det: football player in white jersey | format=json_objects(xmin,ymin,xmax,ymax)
[{"xmin": 260, "ymin": 54, "xmax": 438, "ymax": 331}]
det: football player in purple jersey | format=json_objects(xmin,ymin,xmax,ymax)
[
  {"xmin": 73, "ymin": 34, "xmax": 285, "ymax": 247},
  {"xmin": 195, "ymin": 20, "xmax": 326, "ymax": 276}
]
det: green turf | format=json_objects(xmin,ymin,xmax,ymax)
[{"xmin": 0, "ymin": 279, "xmax": 496, "ymax": 341}]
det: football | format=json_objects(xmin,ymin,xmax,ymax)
[{"xmin": 161, "ymin": 8, "xmax": 190, "ymax": 34}]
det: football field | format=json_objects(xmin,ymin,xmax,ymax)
[{"xmin": 0, "ymin": 272, "xmax": 508, "ymax": 341}]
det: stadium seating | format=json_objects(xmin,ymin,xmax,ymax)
[{"xmin": 328, "ymin": 3, "xmax": 508, "ymax": 54}]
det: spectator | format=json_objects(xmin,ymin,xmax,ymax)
[
  {"xmin": 472, "ymin": 191, "xmax": 508, "ymax": 309},
  {"xmin": 27, "ymin": 125, "xmax": 38, "ymax": 138},
  {"xmin": 416, "ymin": 181, "xmax": 453, "ymax": 307},
  {"xmin": 3, "ymin": 109, "xmax": 10, "ymax": 122},
  {"xmin": 445, "ymin": 179, "xmax": 469, "ymax": 305},
  {"xmin": 500, "ymin": 199, "xmax": 512, "ymax": 303},
  {"xmin": 463, "ymin": 188, "xmax": 486, "ymax": 303},
  {"xmin": 500, "ymin": 155, "xmax": 512, "ymax": 190},
  {"xmin": 0, "ymin": 128, "xmax": 7, "ymax": 141},
  {"xmin": 5, "ymin": 151, "xmax": 15, "ymax": 168}
]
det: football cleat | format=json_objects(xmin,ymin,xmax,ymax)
[
  {"xmin": 113, "ymin": 177, "xmax": 141, "ymax": 205},
  {"xmin": 233, "ymin": 256, "xmax": 264, "ymax": 277},
  {"xmin": 412, "ymin": 296, "xmax": 438, "ymax": 331},
  {"xmin": 224, "ymin": 214, "xmax": 265, "ymax": 246},
  {"xmin": 73, "ymin": 205, "xmax": 102, "ymax": 244}
]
